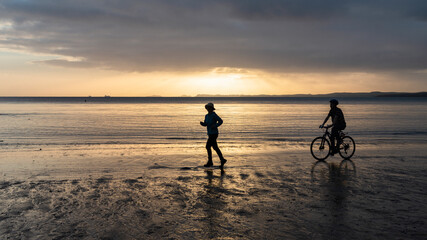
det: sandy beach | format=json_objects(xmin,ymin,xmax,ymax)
[{"xmin": 1, "ymin": 143, "xmax": 426, "ymax": 239}]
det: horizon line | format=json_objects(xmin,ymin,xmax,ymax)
[{"xmin": 0, "ymin": 91, "xmax": 427, "ymax": 98}]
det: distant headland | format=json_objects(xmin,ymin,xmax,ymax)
[{"xmin": 196, "ymin": 91, "xmax": 427, "ymax": 98}]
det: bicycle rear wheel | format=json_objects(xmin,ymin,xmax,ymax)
[
  {"xmin": 339, "ymin": 136, "xmax": 355, "ymax": 159},
  {"xmin": 310, "ymin": 137, "xmax": 330, "ymax": 161}
]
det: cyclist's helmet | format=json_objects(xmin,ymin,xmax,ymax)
[{"xmin": 329, "ymin": 99, "xmax": 339, "ymax": 105}]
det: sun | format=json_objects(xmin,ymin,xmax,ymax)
[{"xmin": 181, "ymin": 68, "xmax": 261, "ymax": 95}]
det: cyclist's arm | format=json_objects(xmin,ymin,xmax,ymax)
[{"xmin": 321, "ymin": 115, "xmax": 330, "ymax": 126}]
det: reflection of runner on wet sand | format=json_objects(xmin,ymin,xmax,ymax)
[{"xmin": 200, "ymin": 169, "xmax": 226, "ymax": 239}]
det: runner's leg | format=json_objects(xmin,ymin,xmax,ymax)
[
  {"xmin": 205, "ymin": 136, "xmax": 214, "ymax": 166},
  {"xmin": 210, "ymin": 134, "xmax": 224, "ymax": 160}
]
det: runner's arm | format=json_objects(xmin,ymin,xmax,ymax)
[
  {"xmin": 215, "ymin": 114, "xmax": 223, "ymax": 127},
  {"xmin": 200, "ymin": 116, "xmax": 207, "ymax": 126}
]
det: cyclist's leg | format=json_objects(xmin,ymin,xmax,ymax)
[
  {"xmin": 331, "ymin": 127, "xmax": 339, "ymax": 152},
  {"xmin": 336, "ymin": 125, "xmax": 346, "ymax": 148}
]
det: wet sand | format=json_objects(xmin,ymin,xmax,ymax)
[{"xmin": 1, "ymin": 146, "xmax": 426, "ymax": 239}]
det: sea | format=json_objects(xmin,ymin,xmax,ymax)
[{"xmin": 0, "ymin": 97, "xmax": 426, "ymax": 153}]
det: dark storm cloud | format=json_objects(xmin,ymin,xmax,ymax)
[
  {"xmin": 221, "ymin": 0, "xmax": 348, "ymax": 21},
  {"xmin": 0, "ymin": 0, "xmax": 426, "ymax": 73}
]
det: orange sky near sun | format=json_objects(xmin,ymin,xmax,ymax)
[{"xmin": 0, "ymin": 50, "xmax": 421, "ymax": 96}]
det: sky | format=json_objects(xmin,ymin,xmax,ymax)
[{"xmin": 0, "ymin": 0, "xmax": 426, "ymax": 96}]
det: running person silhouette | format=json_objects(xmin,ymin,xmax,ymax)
[
  {"xmin": 200, "ymin": 103, "xmax": 227, "ymax": 168},
  {"xmin": 320, "ymin": 99, "xmax": 347, "ymax": 155}
]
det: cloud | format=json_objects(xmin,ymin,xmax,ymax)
[
  {"xmin": 0, "ymin": 0, "xmax": 426, "ymax": 74},
  {"xmin": 34, "ymin": 59, "xmax": 95, "ymax": 68},
  {"xmin": 221, "ymin": 0, "xmax": 348, "ymax": 21},
  {"xmin": 211, "ymin": 67, "xmax": 250, "ymax": 74}
]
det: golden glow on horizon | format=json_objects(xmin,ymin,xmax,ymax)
[{"xmin": 0, "ymin": 49, "xmax": 423, "ymax": 96}]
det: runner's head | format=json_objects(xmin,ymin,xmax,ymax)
[{"xmin": 205, "ymin": 102, "xmax": 215, "ymax": 112}]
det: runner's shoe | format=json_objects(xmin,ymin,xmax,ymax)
[
  {"xmin": 204, "ymin": 161, "xmax": 213, "ymax": 167},
  {"xmin": 220, "ymin": 159, "xmax": 227, "ymax": 168}
]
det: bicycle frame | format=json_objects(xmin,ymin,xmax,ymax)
[
  {"xmin": 322, "ymin": 127, "xmax": 331, "ymax": 139},
  {"xmin": 322, "ymin": 127, "xmax": 345, "ymax": 144}
]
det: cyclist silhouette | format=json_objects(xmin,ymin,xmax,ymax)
[{"xmin": 320, "ymin": 99, "xmax": 346, "ymax": 155}]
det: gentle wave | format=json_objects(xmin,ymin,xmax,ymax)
[{"xmin": 1, "ymin": 100, "xmax": 426, "ymax": 149}]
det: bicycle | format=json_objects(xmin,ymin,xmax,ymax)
[{"xmin": 310, "ymin": 126, "xmax": 356, "ymax": 161}]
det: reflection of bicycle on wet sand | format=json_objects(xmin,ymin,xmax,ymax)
[
  {"xmin": 311, "ymin": 159, "xmax": 356, "ymax": 181},
  {"xmin": 310, "ymin": 125, "xmax": 356, "ymax": 161}
]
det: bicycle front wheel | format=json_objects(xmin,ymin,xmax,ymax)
[
  {"xmin": 339, "ymin": 136, "xmax": 356, "ymax": 159},
  {"xmin": 311, "ymin": 137, "xmax": 330, "ymax": 161}
]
